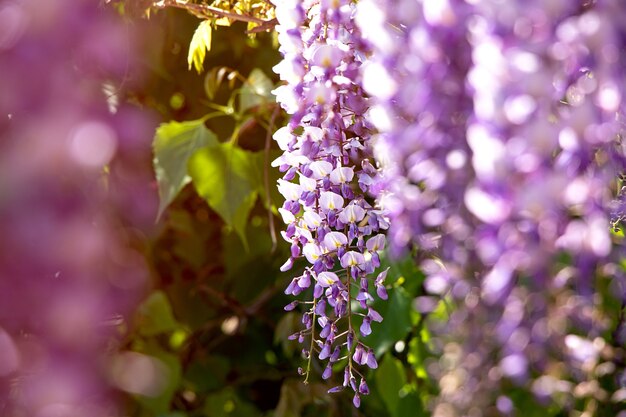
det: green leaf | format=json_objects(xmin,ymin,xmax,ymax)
[
  {"xmin": 134, "ymin": 345, "xmax": 182, "ymax": 414},
  {"xmin": 135, "ymin": 291, "xmax": 179, "ymax": 336},
  {"xmin": 379, "ymin": 252, "xmax": 424, "ymax": 294},
  {"xmin": 188, "ymin": 19, "xmax": 213, "ymax": 73},
  {"xmin": 239, "ymin": 68, "xmax": 274, "ymax": 113},
  {"xmin": 397, "ymin": 390, "xmax": 426, "ymax": 417},
  {"xmin": 153, "ymin": 119, "xmax": 218, "ymax": 219},
  {"xmin": 407, "ymin": 332, "xmax": 429, "ymax": 380},
  {"xmin": 188, "ymin": 142, "xmax": 258, "ymax": 248},
  {"xmin": 367, "ymin": 286, "xmax": 413, "ymax": 356},
  {"xmin": 222, "ymin": 219, "xmax": 279, "ymax": 303},
  {"xmin": 376, "ymin": 354, "xmax": 407, "ymax": 417}
]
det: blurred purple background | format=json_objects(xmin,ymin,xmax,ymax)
[{"xmin": 0, "ymin": 1, "xmax": 158, "ymax": 415}]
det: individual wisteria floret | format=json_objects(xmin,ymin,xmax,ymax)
[{"xmin": 271, "ymin": 0, "xmax": 389, "ymax": 406}]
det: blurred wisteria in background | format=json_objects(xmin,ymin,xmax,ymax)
[
  {"xmin": 354, "ymin": 0, "xmax": 626, "ymax": 415},
  {"xmin": 0, "ymin": 1, "xmax": 157, "ymax": 415}
]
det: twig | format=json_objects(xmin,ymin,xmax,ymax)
[
  {"xmin": 264, "ymin": 106, "xmax": 280, "ymax": 253},
  {"xmin": 196, "ymin": 284, "xmax": 248, "ymax": 318},
  {"xmin": 154, "ymin": 0, "xmax": 271, "ymax": 25},
  {"xmin": 246, "ymin": 18, "xmax": 278, "ymax": 33}
]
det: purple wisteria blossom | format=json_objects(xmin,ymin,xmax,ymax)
[
  {"xmin": 358, "ymin": 0, "xmax": 626, "ymax": 414},
  {"xmin": 272, "ymin": 0, "xmax": 389, "ymax": 405}
]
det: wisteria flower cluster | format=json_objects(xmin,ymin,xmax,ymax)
[
  {"xmin": 354, "ymin": 0, "xmax": 626, "ymax": 414},
  {"xmin": 273, "ymin": 0, "xmax": 626, "ymax": 413},
  {"xmin": 271, "ymin": 0, "xmax": 390, "ymax": 407}
]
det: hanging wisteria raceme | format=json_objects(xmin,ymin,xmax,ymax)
[
  {"xmin": 459, "ymin": 2, "xmax": 626, "ymax": 414},
  {"xmin": 271, "ymin": 0, "xmax": 389, "ymax": 407},
  {"xmin": 358, "ymin": 0, "xmax": 626, "ymax": 415}
]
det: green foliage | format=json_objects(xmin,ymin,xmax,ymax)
[
  {"xmin": 376, "ymin": 354, "xmax": 406, "ymax": 416},
  {"xmin": 367, "ymin": 286, "xmax": 414, "ymax": 357},
  {"xmin": 188, "ymin": 19, "xmax": 213, "ymax": 73},
  {"xmin": 188, "ymin": 142, "xmax": 258, "ymax": 247},
  {"xmin": 153, "ymin": 119, "xmax": 218, "ymax": 219},
  {"xmin": 239, "ymin": 68, "xmax": 274, "ymax": 113},
  {"xmin": 135, "ymin": 346, "xmax": 182, "ymax": 414},
  {"xmin": 136, "ymin": 291, "xmax": 180, "ymax": 336}
]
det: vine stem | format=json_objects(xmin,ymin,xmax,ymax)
[
  {"xmin": 304, "ymin": 298, "xmax": 317, "ymax": 384},
  {"xmin": 264, "ymin": 106, "xmax": 280, "ymax": 252},
  {"xmin": 346, "ymin": 268, "xmax": 355, "ymax": 376},
  {"xmin": 154, "ymin": 0, "xmax": 272, "ymax": 25}
]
